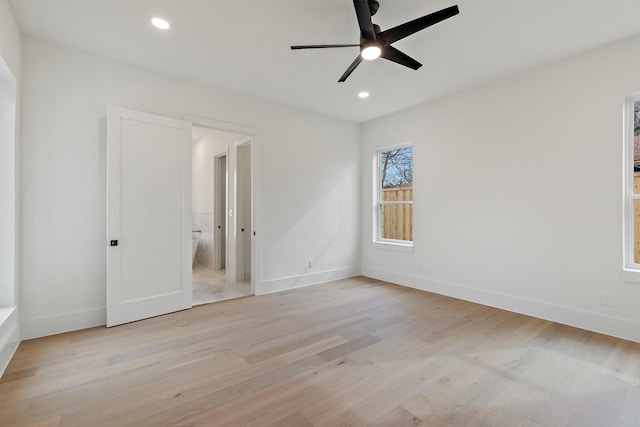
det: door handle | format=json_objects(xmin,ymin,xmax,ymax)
[{"xmin": 110, "ymin": 240, "xmax": 118, "ymax": 247}]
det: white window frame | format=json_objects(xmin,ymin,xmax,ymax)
[
  {"xmin": 623, "ymin": 94, "xmax": 640, "ymax": 282},
  {"xmin": 373, "ymin": 143, "xmax": 413, "ymax": 251}
]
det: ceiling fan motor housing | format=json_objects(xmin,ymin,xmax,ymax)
[{"xmin": 368, "ymin": 0, "xmax": 379, "ymax": 16}]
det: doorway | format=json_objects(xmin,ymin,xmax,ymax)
[{"xmin": 191, "ymin": 126, "xmax": 252, "ymax": 305}]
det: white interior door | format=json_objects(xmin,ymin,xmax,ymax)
[
  {"xmin": 107, "ymin": 106, "xmax": 192, "ymax": 327},
  {"xmin": 236, "ymin": 142, "xmax": 252, "ymax": 281},
  {"xmin": 213, "ymin": 152, "xmax": 227, "ymax": 271}
]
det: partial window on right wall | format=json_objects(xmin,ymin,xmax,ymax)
[
  {"xmin": 624, "ymin": 96, "xmax": 640, "ymax": 270},
  {"xmin": 375, "ymin": 144, "xmax": 413, "ymax": 244}
]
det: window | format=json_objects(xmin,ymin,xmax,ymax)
[
  {"xmin": 624, "ymin": 96, "xmax": 640, "ymax": 272},
  {"xmin": 0, "ymin": 70, "xmax": 17, "ymax": 308},
  {"xmin": 375, "ymin": 144, "xmax": 413, "ymax": 245}
]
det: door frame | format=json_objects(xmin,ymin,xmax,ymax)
[
  {"xmin": 212, "ymin": 149, "xmax": 228, "ymax": 271},
  {"xmin": 185, "ymin": 115, "xmax": 261, "ymax": 295}
]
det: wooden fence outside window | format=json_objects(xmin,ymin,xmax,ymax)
[{"xmin": 381, "ymin": 186, "xmax": 413, "ymax": 241}]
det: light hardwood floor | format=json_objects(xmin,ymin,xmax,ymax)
[{"xmin": 2, "ymin": 276, "xmax": 640, "ymax": 426}]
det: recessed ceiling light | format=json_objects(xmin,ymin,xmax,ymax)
[
  {"xmin": 359, "ymin": 92, "xmax": 370, "ymax": 99},
  {"xmin": 151, "ymin": 17, "xmax": 170, "ymax": 30}
]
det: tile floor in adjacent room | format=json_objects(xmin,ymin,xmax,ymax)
[{"xmin": 192, "ymin": 263, "xmax": 251, "ymax": 305}]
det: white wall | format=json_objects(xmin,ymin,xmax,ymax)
[
  {"xmin": 20, "ymin": 37, "xmax": 361, "ymax": 339},
  {"xmin": 0, "ymin": 0, "xmax": 21, "ymax": 374},
  {"xmin": 361, "ymin": 32, "xmax": 640, "ymax": 343}
]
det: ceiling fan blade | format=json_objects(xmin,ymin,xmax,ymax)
[
  {"xmin": 379, "ymin": 5, "xmax": 459, "ymax": 46},
  {"xmin": 338, "ymin": 56, "xmax": 364, "ymax": 82},
  {"xmin": 291, "ymin": 44, "xmax": 361, "ymax": 50},
  {"xmin": 381, "ymin": 46, "xmax": 422, "ymax": 70},
  {"xmin": 353, "ymin": 0, "xmax": 376, "ymax": 41}
]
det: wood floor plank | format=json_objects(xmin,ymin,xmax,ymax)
[
  {"xmin": 0, "ymin": 367, "xmax": 37, "ymax": 383},
  {"xmin": 316, "ymin": 334, "xmax": 381, "ymax": 361},
  {"xmin": 266, "ymin": 411, "xmax": 314, "ymax": 427},
  {"xmin": 279, "ymin": 335, "xmax": 349, "ymax": 363},
  {"xmin": 2, "ymin": 276, "xmax": 640, "ymax": 426}
]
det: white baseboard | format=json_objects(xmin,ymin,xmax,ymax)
[
  {"xmin": 362, "ymin": 265, "xmax": 640, "ymax": 344},
  {"xmin": 257, "ymin": 266, "xmax": 361, "ymax": 295},
  {"xmin": 0, "ymin": 307, "xmax": 20, "ymax": 377},
  {"xmin": 21, "ymin": 307, "xmax": 106, "ymax": 340},
  {"xmin": 19, "ymin": 267, "xmax": 361, "ymax": 339}
]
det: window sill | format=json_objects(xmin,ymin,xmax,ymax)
[
  {"xmin": 0, "ymin": 306, "xmax": 16, "ymax": 330},
  {"xmin": 622, "ymin": 269, "xmax": 640, "ymax": 284},
  {"xmin": 372, "ymin": 241, "xmax": 413, "ymax": 253}
]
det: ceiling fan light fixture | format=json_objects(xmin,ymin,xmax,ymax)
[
  {"xmin": 358, "ymin": 91, "xmax": 370, "ymax": 98},
  {"xmin": 361, "ymin": 44, "xmax": 381, "ymax": 61},
  {"xmin": 151, "ymin": 17, "xmax": 170, "ymax": 30}
]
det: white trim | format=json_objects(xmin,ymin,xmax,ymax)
[
  {"xmin": 257, "ymin": 266, "xmax": 361, "ymax": 295},
  {"xmin": 381, "ymin": 201, "xmax": 414, "ymax": 205},
  {"xmin": 371, "ymin": 241, "xmax": 413, "ymax": 252},
  {"xmin": 362, "ymin": 265, "xmax": 640, "ymax": 344},
  {"xmin": 21, "ymin": 307, "xmax": 106, "ymax": 340},
  {"xmin": 0, "ymin": 306, "xmax": 19, "ymax": 377},
  {"xmin": 623, "ymin": 96, "xmax": 640, "ymax": 270},
  {"xmin": 622, "ymin": 269, "xmax": 640, "ymax": 284},
  {"xmin": 0, "ymin": 62, "xmax": 18, "ymax": 309},
  {"xmin": 375, "ymin": 141, "xmax": 415, "ymax": 152},
  {"xmin": 184, "ymin": 116, "xmax": 260, "ymax": 138},
  {"xmin": 0, "ymin": 307, "xmax": 14, "ymax": 327}
]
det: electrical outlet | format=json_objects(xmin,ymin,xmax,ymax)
[
  {"xmin": 308, "ymin": 260, "xmax": 313, "ymax": 268},
  {"xmin": 601, "ymin": 292, "xmax": 614, "ymax": 307}
]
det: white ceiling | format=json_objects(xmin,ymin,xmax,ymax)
[{"xmin": 9, "ymin": 0, "xmax": 640, "ymax": 123}]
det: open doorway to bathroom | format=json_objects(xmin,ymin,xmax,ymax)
[{"xmin": 191, "ymin": 126, "xmax": 252, "ymax": 305}]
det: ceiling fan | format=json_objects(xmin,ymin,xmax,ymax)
[{"xmin": 291, "ymin": 0, "xmax": 460, "ymax": 82}]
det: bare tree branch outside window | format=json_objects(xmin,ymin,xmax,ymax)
[
  {"xmin": 635, "ymin": 101, "xmax": 640, "ymax": 136},
  {"xmin": 380, "ymin": 146, "xmax": 413, "ymax": 188}
]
